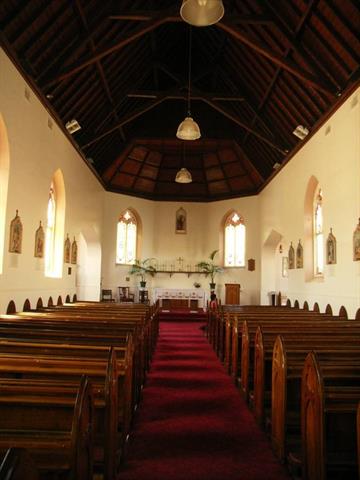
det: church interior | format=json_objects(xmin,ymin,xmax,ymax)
[{"xmin": 0, "ymin": 1, "xmax": 359, "ymax": 479}]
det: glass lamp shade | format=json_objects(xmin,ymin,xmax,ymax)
[
  {"xmin": 180, "ymin": 0, "xmax": 224, "ymax": 27},
  {"xmin": 176, "ymin": 116, "xmax": 201, "ymax": 140},
  {"xmin": 175, "ymin": 167, "xmax": 193, "ymax": 183}
]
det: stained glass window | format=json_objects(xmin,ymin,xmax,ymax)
[
  {"xmin": 116, "ymin": 210, "xmax": 137, "ymax": 264},
  {"xmin": 224, "ymin": 212, "xmax": 245, "ymax": 267},
  {"xmin": 45, "ymin": 186, "xmax": 56, "ymax": 275},
  {"xmin": 314, "ymin": 189, "xmax": 324, "ymax": 275}
]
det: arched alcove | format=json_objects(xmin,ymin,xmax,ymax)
[
  {"xmin": 0, "ymin": 114, "xmax": 10, "ymax": 274},
  {"xmin": 260, "ymin": 229, "xmax": 284, "ymax": 305},
  {"xmin": 76, "ymin": 226, "xmax": 102, "ymax": 301}
]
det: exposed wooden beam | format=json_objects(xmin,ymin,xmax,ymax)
[
  {"xmin": 127, "ymin": 90, "xmax": 245, "ymax": 102},
  {"xmin": 41, "ymin": 7, "xmax": 181, "ymax": 88},
  {"xmin": 217, "ymin": 19, "xmax": 336, "ymax": 95},
  {"xmin": 81, "ymin": 92, "xmax": 175, "ymax": 148}
]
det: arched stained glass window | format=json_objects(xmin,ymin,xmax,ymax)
[
  {"xmin": 45, "ymin": 186, "xmax": 56, "ymax": 275},
  {"xmin": 314, "ymin": 188, "xmax": 324, "ymax": 275},
  {"xmin": 116, "ymin": 209, "xmax": 137, "ymax": 264},
  {"xmin": 224, "ymin": 211, "xmax": 245, "ymax": 267}
]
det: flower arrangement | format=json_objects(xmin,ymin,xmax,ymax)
[{"xmin": 193, "ymin": 282, "xmax": 201, "ymax": 288}]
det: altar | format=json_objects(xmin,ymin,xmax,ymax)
[{"xmin": 154, "ymin": 288, "xmax": 207, "ymax": 309}]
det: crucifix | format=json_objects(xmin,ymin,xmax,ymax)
[{"xmin": 176, "ymin": 256, "xmax": 184, "ymax": 271}]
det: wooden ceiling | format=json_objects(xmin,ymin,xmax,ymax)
[{"xmin": 1, "ymin": 1, "xmax": 359, "ymax": 201}]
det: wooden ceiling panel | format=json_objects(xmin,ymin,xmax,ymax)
[
  {"xmin": 133, "ymin": 178, "xmax": 155, "ymax": 193},
  {"xmin": 112, "ymin": 173, "xmax": 134, "ymax": 189},
  {"xmin": 139, "ymin": 164, "xmax": 159, "ymax": 179},
  {"xmin": 121, "ymin": 159, "xmax": 142, "ymax": 176}
]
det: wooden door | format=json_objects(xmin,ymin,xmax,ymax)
[{"xmin": 225, "ymin": 283, "xmax": 240, "ymax": 304}]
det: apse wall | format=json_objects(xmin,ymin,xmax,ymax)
[
  {"xmin": 101, "ymin": 193, "xmax": 261, "ymax": 305},
  {"xmin": 259, "ymin": 87, "xmax": 360, "ymax": 318},
  {"xmin": 0, "ymin": 48, "xmax": 104, "ymax": 313}
]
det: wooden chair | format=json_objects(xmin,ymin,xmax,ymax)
[
  {"xmin": 139, "ymin": 290, "xmax": 149, "ymax": 304},
  {"xmin": 101, "ymin": 289, "xmax": 115, "ymax": 302},
  {"xmin": 118, "ymin": 287, "xmax": 134, "ymax": 303}
]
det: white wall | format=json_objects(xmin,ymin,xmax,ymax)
[
  {"xmin": 101, "ymin": 192, "xmax": 260, "ymax": 304},
  {"xmin": 259, "ymin": 88, "xmax": 360, "ymax": 318},
  {"xmin": 0, "ymin": 48, "xmax": 103, "ymax": 313}
]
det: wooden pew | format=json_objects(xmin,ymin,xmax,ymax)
[
  {"xmin": 0, "ymin": 346, "xmax": 123, "ymax": 480},
  {"xmin": 271, "ymin": 336, "xmax": 360, "ymax": 464},
  {"xmin": 0, "ymin": 375, "xmax": 93, "ymax": 480},
  {"xmin": 253, "ymin": 326, "xmax": 360, "ymax": 426},
  {"xmin": 0, "ymin": 448, "xmax": 39, "ymax": 480},
  {"xmin": 240, "ymin": 318, "xmax": 360, "ymax": 401},
  {"xmin": 301, "ymin": 352, "xmax": 360, "ymax": 480}
]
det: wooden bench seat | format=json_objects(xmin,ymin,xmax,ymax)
[
  {"xmin": 0, "ymin": 375, "xmax": 93, "ymax": 480},
  {"xmin": 301, "ymin": 352, "xmax": 360, "ymax": 480},
  {"xmin": 271, "ymin": 336, "xmax": 360, "ymax": 464},
  {"xmin": 253, "ymin": 326, "xmax": 360, "ymax": 426},
  {"xmin": 0, "ymin": 346, "xmax": 128, "ymax": 479}
]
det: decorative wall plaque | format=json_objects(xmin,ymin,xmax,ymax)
[
  {"xmin": 34, "ymin": 221, "xmax": 44, "ymax": 258},
  {"xmin": 175, "ymin": 207, "xmax": 186, "ymax": 234},
  {"xmin": 296, "ymin": 240, "xmax": 303, "ymax": 269},
  {"xmin": 71, "ymin": 237, "xmax": 78, "ymax": 264},
  {"xmin": 353, "ymin": 218, "xmax": 360, "ymax": 261},
  {"xmin": 288, "ymin": 242, "xmax": 295, "ymax": 269},
  {"xmin": 64, "ymin": 234, "xmax": 71, "ymax": 263},
  {"xmin": 9, "ymin": 210, "xmax": 23, "ymax": 253},
  {"xmin": 326, "ymin": 228, "xmax": 337, "ymax": 264},
  {"xmin": 248, "ymin": 258, "xmax": 255, "ymax": 271}
]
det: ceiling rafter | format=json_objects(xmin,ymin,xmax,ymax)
[
  {"xmin": 41, "ymin": 7, "xmax": 181, "ymax": 88},
  {"xmin": 73, "ymin": 0, "xmax": 126, "ymax": 142},
  {"xmin": 217, "ymin": 19, "xmax": 336, "ymax": 95}
]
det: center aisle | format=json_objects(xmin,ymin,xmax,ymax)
[{"xmin": 119, "ymin": 321, "xmax": 290, "ymax": 480}]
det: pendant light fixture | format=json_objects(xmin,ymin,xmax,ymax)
[
  {"xmin": 180, "ymin": 0, "xmax": 224, "ymax": 27},
  {"xmin": 176, "ymin": 27, "xmax": 201, "ymax": 141},
  {"xmin": 175, "ymin": 139, "xmax": 193, "ymax": 183}
]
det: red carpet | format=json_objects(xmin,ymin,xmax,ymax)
[{"xmin": 118, "ymin": 322, "xmax": 290, "ymax": 480}]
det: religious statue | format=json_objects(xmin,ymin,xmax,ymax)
[
  {"xmin": 175, "ymin": 207, "xmax": 187, "ymax": 234},
  {"xmin": 71, "ymin": 237, "xmax": 78, "ymax": 264},
  {"xmin": 34, "ymin": 221, "xmax": 44, "ymax": 258},
  {"xmin": 9, "ymin": 210, "xmax": 22, "ymax": 253},
  {"xmin": 64, "ymin": 235, "xmax": 71, "ymax": 263}
]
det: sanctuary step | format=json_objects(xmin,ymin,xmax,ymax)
[{"xmin": 158, "ymin": 307, "xmax": 207, "ymax": 322}]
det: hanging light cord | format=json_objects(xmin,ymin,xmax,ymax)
[{"xmin": 187, "ymin": 26, "xmax": 192, "ymax": 116}]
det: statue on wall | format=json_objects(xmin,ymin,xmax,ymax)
[
  {"xmin": 175, "ymin": 207, "xmax": 187, "ymax": 234},
  {"xmin": 288, "ymin": 242, "xmax": 295, "ymax": 269},
  {"xmin": 71, "ymin": 237, "xmax": 78, "ymax": 264},
  {"xmin": 64, "ymin": 234, "xmax": 71, "ymax": 263},
  {"xmin": 326, "ymin": 228, "xmax": 337, "ymax": 264},
  {"xmin": 296, "ymin": 240, "xmax": 303, "ymax": 269},
  {"xmin": 353, "ymin": 218, "xmax": 360, "ymax": 261},
  {"xmin": 34, "ymin": 221, "xmax": 44, "ymax": 258},
  {"xmin": 9, "ymin": 210, "xmax": 22, "ymax": 253}
]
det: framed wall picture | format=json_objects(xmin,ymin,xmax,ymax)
[
  {"xmin": 353, "ymin": 218, "xmax": 360, "ymax": 261},
  {"xmin": 71, "ymin": 237, "xmax": 78, "ymax": 264},
  {"xmin": 64, "ymin": 235, "xmax": 71, "ymax": 263},
  {"xmin": 296, "ymin": 240, "xmax": 303, "ymax": 269},
  {"xmin": 175, "ymin": 207, "xmax": 187, "ymax": 234},
  {"xmin": 326, "ymin": 228, "xmax": 337, "ymax": 264},
  {"xmin": 282, "ymin": 257, "xmax": 288, "ymax": 277},
  {"xmin": 9, "ymin": 210, "xmax": 22, "ymax": 253},
  {"xmin": 288, "ymin": 243, "xmax": 295, "ymax": 269},
  {"xmin": 34, "ymin": 221, "xmax": 44, "ymax": 258}
]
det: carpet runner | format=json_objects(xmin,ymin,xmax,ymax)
[
  {"xmin": 118, "ymin": 321, "xmax": 290, "ymax": 480},
  {"xmin": 158, "ymin": 308, "xmax": 207, "ymax": 322}
]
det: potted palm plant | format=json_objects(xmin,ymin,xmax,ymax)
[
  {"xmin": 196, "ymin": 250, "xmax": 223, "ymax": 290},
  {"xmin": 129, "ymin": 258, "xmax": 157, "ymax": 287}
]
